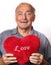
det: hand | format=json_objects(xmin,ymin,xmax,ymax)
[
  {"xmin": 29, "ymin": 53, "xmax": 43, "ymax": 65},
  {"xmin": 2, "ymin": 53, "xmax": 17, "ymax": 65}
]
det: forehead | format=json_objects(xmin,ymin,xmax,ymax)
[{"xmin": 16, "ymin": 4, "xmax": 33, "ymax": 12}]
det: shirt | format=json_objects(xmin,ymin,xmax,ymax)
[{"xmin": 0, "ymin": 27, "xmax": 51, "ymax": 65}]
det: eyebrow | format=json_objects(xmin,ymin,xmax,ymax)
[
  {"xmin": 17, "ymin": 11, "xmax": 22, "ymax": 13},
  {"xmin": 17, "ymin": 10, "xmax": 32, "ymax": 13},
  {"xmin": 26, "ymin": 10, "xmax": 32, "ymax": 12}
]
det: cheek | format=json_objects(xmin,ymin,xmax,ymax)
[
  {"xmin": 16, "ymin": 16, "xmax": 22, "ymax": 22},
  {"xmin": 27, "ymin": 16, "xmax": 34, "ymax": 21}
]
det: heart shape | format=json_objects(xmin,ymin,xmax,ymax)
[{"xmin": 4, "ymin": 35, "xmax": 40, "ymax": 64}]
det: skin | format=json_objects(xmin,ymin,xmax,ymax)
[{"xmin": 0, "ymin": 3, "xmax": 43, "ymax": 65}]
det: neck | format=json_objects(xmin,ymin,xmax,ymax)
[{"xmin": 18, "ymin": 27, "xmax": 32, "ymax": 37}]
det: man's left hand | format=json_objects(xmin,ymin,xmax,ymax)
[{"xmin": 29, "ymin": 53, "xmax": 43, "ymax": 65}]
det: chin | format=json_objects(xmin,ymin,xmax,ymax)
[{"xmin": 19, "ymin": 26, "xmax": 29, "ymax": 29}]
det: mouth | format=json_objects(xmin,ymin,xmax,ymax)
[{"xmin": 20, "ymin": 20, "xmax": 28, "ymax": 23}]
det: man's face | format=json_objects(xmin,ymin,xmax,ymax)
[{"xmin": 15, "ymin": 4, "xmax": 35, "ymax": 29}]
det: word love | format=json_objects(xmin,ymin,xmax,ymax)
[{"xmin": 14, "ymin": 46, "xmax": 30, "ymax": 52}]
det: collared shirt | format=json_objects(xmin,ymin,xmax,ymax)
[{"xmin": 0, "ymin": 27, "xmax": 51, "ymax": 65}]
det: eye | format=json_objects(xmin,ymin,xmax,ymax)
[
  {"xmin": 26, "ymin": 11, "xmax": 32, "ymax": 15},
  {"xmin": 18, "ymin": 13, "xmax": 22, "ymax": 15},
  {"xmin": 17, "ymin": 12, "xmax": 22, "ymax": 16},
  {"xmin": 27, "ymin": 13, "xmax": 31, "ymax": 15},
  {"xmin": 26, "ymin": 12, "xmax": 32, "ymax": 15}
]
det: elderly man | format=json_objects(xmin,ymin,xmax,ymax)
[{"xmin": 0, "ymin": 2, "xmax": 51, "ymax": 65}]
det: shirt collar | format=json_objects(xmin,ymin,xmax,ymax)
[
  {"xmin": 11, "ymin": 26, "xmax": 35, "ymax": 36},
  {"xmin": 11, "ymin": 27, "xmax": 18, "ymax": 35}
]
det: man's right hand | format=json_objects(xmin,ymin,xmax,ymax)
[{"xmin": 1, "ymin": 53, "xmax": 17, "ymax": 65}]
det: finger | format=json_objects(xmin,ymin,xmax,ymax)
[
  {"xmin": 29, "ymin": 56, "xmax": 40, "ymax": 60},
  {"xmin": 30, "ymin": 59, "xmax": 39, "ymax": 64},
  {"xmin": 4, "ymin": 60, "xmax": 17, "ymax": 64},
  {"xmin": 3, "ymin": 57, "xmax": 17, "ymax": 61},
  {"xmin": 5, "ymin": 60, "xmax": 17, "ymax": 63},
  {"xmin": 40, "ymin": 54, "xmax": 43, "ymax": 60},
  {"xmin": 4, "ymin": 54, "xmax": 14, "ymax": 57},
  {"xmin": 7, "ymin": 57, "xmax": 17, "ymax": 61},
  {"xmin": 31, "ymin": 53, "xmax": 40, "ymax": 57}
]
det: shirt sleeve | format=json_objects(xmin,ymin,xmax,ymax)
[
  {"xmin": 44, "ymin": 37, "xmax": 51, "ymax": 63},
  {"xmin": 0, "ymin": 34, "xmax": 2, "ymax": 57}
]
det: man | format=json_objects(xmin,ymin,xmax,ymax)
[{"xmin": 0, "ymin": 2, "xmax": 51, "ymax": 65}]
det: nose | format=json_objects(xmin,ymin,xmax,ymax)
[{"xmin": 22, "ymin": 14, "xmax": 27, "ymax": 20}]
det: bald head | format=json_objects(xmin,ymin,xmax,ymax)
[{"xmin": 15, "ymin": 2, "xmax": 35, "ymax": 13}]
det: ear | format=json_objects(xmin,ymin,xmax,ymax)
[
  {"xmin": 32, "ymin": 14, "xmax": 35, "ymax": 22},
  {"xmin": 15, "ymin": 14, "xmax": 18, "ymax": 23},
  {"xmin": 15, "ymin": 14, "xmax": 17, "ymax": 21}
]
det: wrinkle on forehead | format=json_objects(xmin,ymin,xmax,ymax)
[{"xmin": 15, "ymin": 2, "xmax": 35, "ymax": 13}]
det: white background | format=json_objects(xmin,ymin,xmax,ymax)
[{"xmin": 0, "ymin": 0, "xmax": 51, "ymax": 43}]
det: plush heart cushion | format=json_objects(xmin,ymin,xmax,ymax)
[{"xmin": 4, "ymin": 35, "xmax": 40, "ymax": 65}]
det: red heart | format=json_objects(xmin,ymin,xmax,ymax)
[{"xmin": 4, "ymin": 35, "xmax": 40, "ymax": 65}]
